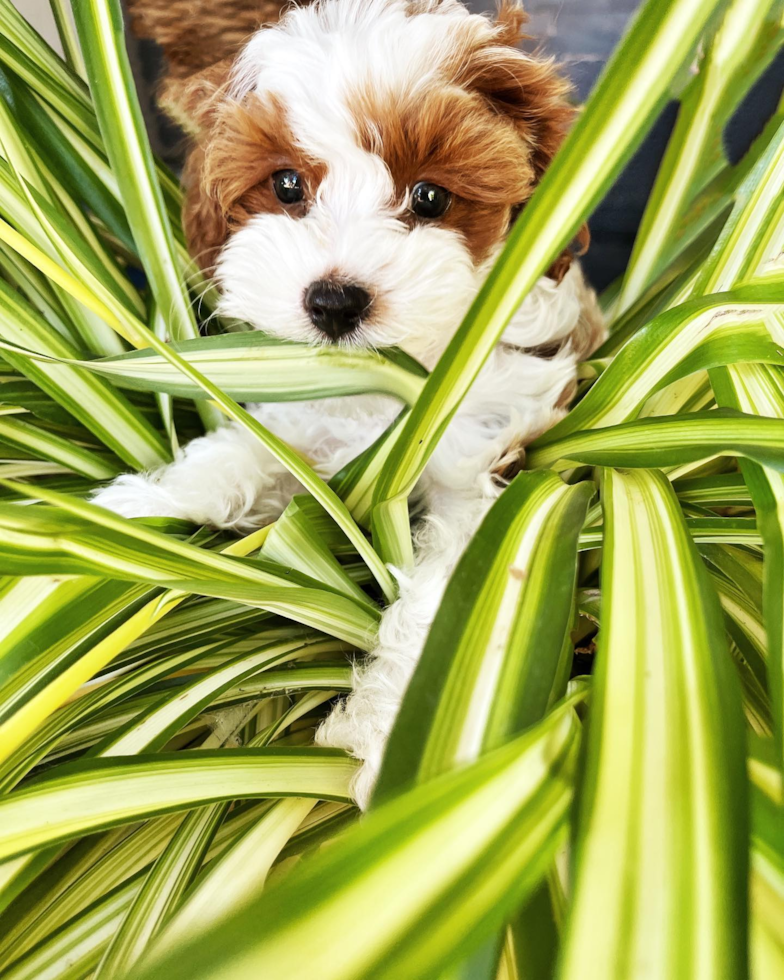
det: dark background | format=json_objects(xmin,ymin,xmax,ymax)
[{"xmin": 127, "ymin": 0, "xmax": 784, "ymax": 291}]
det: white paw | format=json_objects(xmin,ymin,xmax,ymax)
[
  {"xmin": 90, "ymin": 425, "xmax": 303, "ymax": 529},
  {"xmin": 91, "ymin": 473, "xmax": 188, "ymax": 521}
]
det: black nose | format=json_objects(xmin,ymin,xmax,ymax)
[{"xmin": 304, "ymin": 280, "xmax": 372, "ymax": 340}]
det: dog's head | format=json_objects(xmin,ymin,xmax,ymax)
[{"xmin": 153, "ymin": 0, "xmax": 576, "ymax": 366}]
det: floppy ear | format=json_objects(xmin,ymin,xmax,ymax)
[
  {"xmin": 459, "ymin": 1, "xmax": 587, "ymax": 280},
  {"xmin": 460, "ymin": 1, "xmax": 573, "ymax": 179}
]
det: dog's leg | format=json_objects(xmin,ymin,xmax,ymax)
[
  {"xmin": 317, "ymin": 482, "xmax": 497, "ymax": 808},
  {"xmin": 91, "ymin": 421, "xmax": 303, "ymax": 530}
]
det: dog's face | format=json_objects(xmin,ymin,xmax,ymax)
[{"xmin": 174, "ymin": 0, "xmax": 573, "ymax": 367}]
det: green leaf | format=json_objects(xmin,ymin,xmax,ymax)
[
  {"xmin": 94, "ymin": 803, "xmax": 227, "ymax": 979},
  {"xmin": 152, "ymin": 799, "xmax": 315, "ymax": 955},
  {"xmin": 129, "ymin": 708, "xmax": 579, "ymax": 980},
  {"xmin": 97, "ymin": 637, "xmax": 346, "ymax": 757},
  {"xmin": 0, "ymin": 0, "xmax": 98, "ymax": 145},
  {"xmin": 376, "ymin": 471, "xmax": 592, "ymax": 801},
  {"xmin": 0, "ymin": 483, "xmax": 379, "ymax": 650},
  {"xmin": 72, "ymin": 0, "xmax": 220, "ymax": 429},
  {"xmin": 532, "ymin": 285, "xmax": 784, "ymax": 445},
  {"xmin": 675, "ymin": 472, "xmax": 752, "ymax": 508},
  {"xmin": 559, "ymin": 468, "xmax": 747, "ymax": 978},
  {"xmin": 375, "ymin": 471, "xmax": 592, "ymax": 976},
  {"xmin": 2, "ymin": 331, "xmax": 428, "ymax": 405},
  {"xmin": 0, "ymin": 415, "xmax": 120, "ymax": 479},
  {"xmin": 618, "ymin": 0, "xmax": 784, "ymax": 310},
  {"xmin": 0, "ymin": 748, "xmax": 356, "ymax": 861},
  {"xmin": 527, "ymin": 410, "xmax": 784, "ymax": 472},
  {"xmin": 0, "ymin": 278, "xmax": 169, "ymax": 469}
]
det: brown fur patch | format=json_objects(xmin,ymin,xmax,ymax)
[
  {"xmin": 183, "ymin": 96, "xmax": 325, "ymax": 271},
  {"xmin": 354, "ymin": 85, "xmax": 535, "ymax": 263},
  {"xmin": 453, "ymin": 3, "xmax": 575, "ymax": 183}
]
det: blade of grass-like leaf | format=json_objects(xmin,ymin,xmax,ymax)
[
  {"xmin": 599, "ymin": 95, "xmax": 784, "ymax": 354},
  {"xmin": 3, "ymin": 69, "xmax": 133, "ymax": 252},
  {"xmin": 709, "ymin": 574, "xmax": 772, "ymax": 733},
  {"xmin": 0, "ymin": 817, "xmax": 183, "ymax": 970},
  {"xmin": 150, "ymin": 302, "xmax": 178, "ymax": 452},
  {"xmin": 376, "ymin": 471, "xmax": 592, "ymax": 801},
  {"xmin": 559, "ymin": 468, "xmax": 747, "ymax": 979},
  {"xmin": 579, "ymin": 515, "xmax": 764, "ymax": 550},
  {"xmin": 22, "ymin": 185, "xmax": 145, "ymax": 344},
  {"xmin": 130, "ymin": 707, "xmax": 578, "ymax": 980},
  {"xmin": 152, "ymin": 799, "xmax": 314, "ymax": 956},
  {"xmin": 0, "ymin": 239, "xmax": 80, "ymax": 345},
  {"xmin": 94, "ymin": 804, "xmax": 227, "ymax": 979},
  {"xmin": 0, "ymin": 72, "xmax": 140, "ymax": 315},
  {"xmin": 0, "ymin": 0, "xmax": 184, "ymax": 223},
  {"xmin": 618, "ymin": 0, "xmax": 784, "ymax": 310},
  {"xmin": 72, "ymin": 0, "xmax": 221, "ymax": 428},
  {"xmin": 714, "ymin": 367, "xmax": 784, "ymax": 768},
  {"xmin": 701, "ymin": 542, "xmax": 764, "ymax": 608},
  {"xmin": 0, "ymin": 278, "xmax": 169, "ymax": 469},
  {"xmin": 0, "ymin": 641, "xmax": 228, "ymax": 794},
  {"xmin": 749, "ymin": 759, "xmax": 784, "ymax": 978},
  {"xmin": 49, "ymin": 0, "xmax": 86, "ymax": 78},
  {"xmin": 0, "ymin": 331, "xmax": 428, "ymax": 405},
  {"xmin": 0, "ymin": 156, "xmax": 136, "ymax": 354},
  {"xmin": 675, "ymin": 472, "xmax": 752, "ymax": 508},
  {"xmin": 2, "ymin": 876, "xmax": 140, "ymax": 980},
  {"xmin": 374, "ymin": 471, "xmax": 591, "ymax": 978},
  {"xmin": 0, "ymin": 497, "xmax": 375, "ymax": 753},
  {"xmin": 0, "ymin": 82, "xmax": 138, "ymax": 354},
  {"xmin": 0, "ymin": 850, "xmax": 58, "ymax": 921},
  {"xmin": 696, "ymin": 119, "xmax": 784, "ymax": 295},
  {"xmin": 221, "ymin": 663, "xmax": 353, "ymax": 698},
  {"xmin": 531, "ymin": 285, "xmax": 784, "ymax": 445},
  {"xmin": 117, "ymin": 595, "xmax": 278, "ymax": 666},
  {"xmin": 369, "ymin": 0, "xmax": 729, "ymax": 564},
  {"xmin": 0, "ymin": 576, "xmax": 153, "ymax": 730},
  {"xmin": 694, "ymin": 114, "xmax": 784, "ymax": 771},
  {"xmin": 0, "ymin": 801, "xmax": 284, "ymax": 977},
  {"xmin": 261, "ymin": 496, "xmax": 376, "ymax": 610},
  {"xmin": 0, "ymin": 489, "xmax": 373, "ymax": 766},
  {"xmin": 0, "ymin": 748, "xmax": 356, "ymax": 861},
  {"xmin": 0, "ymin": 482, "xmax": 378, "ymax": 639},
  {"xmin": 0, "ymin": 416, "xmax": 120, "ymax": 479},
  {"xmin": 97, "ymin": 638, "xmax": 345, "ymax": 757},
  {"xmin": 527, "ymin": 410, "xmax": 784, "ymax": 472},
  {"xmin": 580, "ymin": 517, "xmax": 762, "ymax": 551},
  {"xmin": 0, "ymin": 0, "xmax": 97, "ymax": 143}
]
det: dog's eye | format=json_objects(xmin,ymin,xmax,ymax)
[
  {"xmin": 410, "ymin": 181, "xmax": 451, "ymax": 219},
  {"xmin": 272, "ymin": 170, "xmax": 304, "ymax": 205}
]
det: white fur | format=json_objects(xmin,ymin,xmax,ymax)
[{"xmin": 93, "ymin": 0, "xmax": 604, "ymax": 807}]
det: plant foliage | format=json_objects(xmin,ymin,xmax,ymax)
[{"xmin": 0, "ymin": 0, "xmax": 781, "ymax": 977}]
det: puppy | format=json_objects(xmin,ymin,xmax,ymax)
[{"xmin": 98, "ymin": 0, "xmax": 604, "ymax": 805}]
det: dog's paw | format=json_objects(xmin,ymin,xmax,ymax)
[{"xmin": 91, "ymin": 473, "xmax": 185, "ymax": 521}]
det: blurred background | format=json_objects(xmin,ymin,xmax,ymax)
[{"xmin": 13, "ymin": 0, "xmax": 784, "ymax": 291}]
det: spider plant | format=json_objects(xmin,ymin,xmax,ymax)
[{"xmin": 0, "ymin": 0, "xmax": 781, "ymax": 977}]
